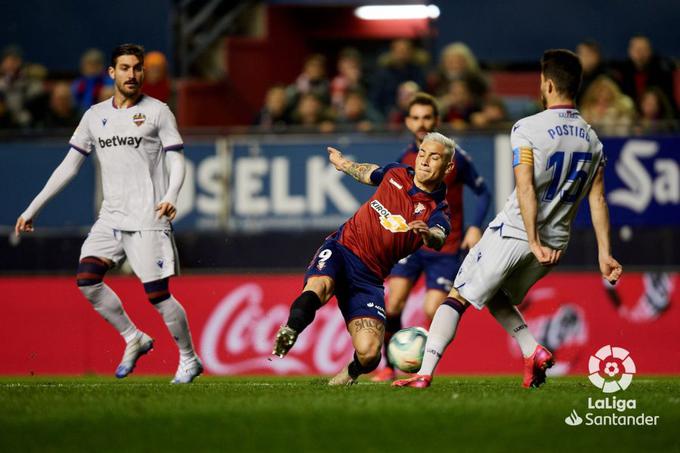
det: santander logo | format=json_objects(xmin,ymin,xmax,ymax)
[{"xmin": 199, "ymin": 283, "xmax": 354, "ymax": 375}]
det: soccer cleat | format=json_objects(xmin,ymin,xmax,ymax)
[
  {"xmin": 392, "ymin": 374, "xmax": 432, "ymax": 388},
  {"xmin": 523, "ymin": 344, "xmax": 555, "ymax": 388},
  {"xmin": 115, "ymin": 332, "xmax": 154, "ymax": 378},
  {"xmin": 370, "ymin": 367, "xmax": 396, "ymax": 382},
  {"xmin": 328, "ymin": 365, "xmax": 356, "ymax": 386},
  {"xmin": 171, "ymin": 355, "xmax": 204, "ymax": 384},
  {"xmin": 271, "ymin": 325, "xmax": 298, "ymax": 358}
]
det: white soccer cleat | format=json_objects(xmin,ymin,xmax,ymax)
[
  {"xmin": 115, "ymin": 332, "xmax": 154, "ymax": 379},
  {"xmin": 271, "ymin": 325, "xmax": 298, "ymax": 358},
  {"xmin": 171, "ymin": 355, "xmax": 204, "ymax": 384}
]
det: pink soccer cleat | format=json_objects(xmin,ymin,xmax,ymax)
[
  {"xmin": 392, "ymin": 374, "xmax": 432, "ymax": 388},
  {"xmin": 371, "ymin": 367, "xmax": 397, "ymax": 382},
  {"xmin": 523, "ymin": 344, "xmax": 555, "ymax": 388}
]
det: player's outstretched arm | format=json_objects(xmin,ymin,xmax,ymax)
[
  {"xmin": 327, "ymin": 146, "xmax": 379, "ymax": 185},
  {"xmin": 514, "ymin": 160, "xmax": 561, "ymax": 266},
  {"xmin": 588, "ymin": 165, "xmax": 622, "ymax": 284},
  {"xmin": 15, "ymin": 148, "xmax": 86, "ymax": 236},
  {"xmin": 156, "ymin": 150, "xmax": 185, "ymax": 221}
]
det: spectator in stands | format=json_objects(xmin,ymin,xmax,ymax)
[
  {"xmin": 0, "ymin": 45, "xmax": 45, "ymax": 127},
  {"xmin": 428, "ymin": 42, "xmax": 488, "ymax": 101},
  {"xmin": 470, "ymin": 96, "xmax": 509, "ymax": 129},
  {"xmin": 335, "ymin": 90, "xmax": 383, "ymax": 132},
  {"xmin": 387, "ymin": 80, "xmax": 421, "ymax": 127},
  {"xmin": 581, "ymin": 75, "xmax": 637, "ymax": 136},
  {"xmin": 371, "ymin": 39, "xmax": 427, "ymax": 116},
  {"xmin": 618, "ymin": 35, "xmax": 676, "ymax": 113},
  {"xmin": 72, "ymin": 49, "xmax": 114, "ymax": 112},
  {"xmin": 254, "ymin": 85, "xmax": 291, "ymax": 130},
  {"xmin": 635, "ymin": 87, "xmax": 677, "ymax": 134},
  {"xmin": 0, "ymin": 92, "xmax": 17, "ymax": 129},
  {"xmin": 288, "ymin": 54, "xmax": 330, "ymax": 106},
  {"xmin": 576, "ymin": 40, "xmax": 610, "ymax": 106},
  {"xmin": 291, "ymin": 92, "xmax": 334, "ymax": 133},
  {"xmin": 143, "ymin": 51, "xmax": 171, "ymax": 103},
  {"xmin": 441, "ymin": 78, "xmax": 481, "ymax": 130},
  {"xmin": 35, "ymin": 82, "xmax": 80, "ymax": 129},
  {"xmin": 330, "ymin": 47, "xmax": 364, "ymax": 111}
]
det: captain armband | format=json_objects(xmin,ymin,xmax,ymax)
[{"xmin": 512, "ymin": 147, "xmax": 534, "ymax": 167}]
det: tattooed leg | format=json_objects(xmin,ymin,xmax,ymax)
[{"xmin": 348, "ymin": 317, "xmax": 385, "ymax": 375}]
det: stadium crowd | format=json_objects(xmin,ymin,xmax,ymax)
[{"xmin": 1, "ymin": 35, "xmax": 678, "ymax": 135}]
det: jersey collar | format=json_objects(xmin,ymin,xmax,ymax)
[
  {"xmin": 408, "ymin": 180, "xmax": 447, "ymax": 203},
  {"xmin": 548, "ymin": 104, "xmax": 576, "ymax": 110},
  {"xmin": 111, "ymin": 94, "xmax": 144, "ymax": 109}
]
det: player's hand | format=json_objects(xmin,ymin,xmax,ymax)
[
  {"xmin": 408, "ymin": 220, "xmax": 429, "ymax": 236},
  {"xmin": 461, "ymin": 226, "xmax": 482, "ymax": 250},
  {"xmin": 599, "ymin": 254, "xmax": 622, "ymax": 285},
  {"xmin": 327, "ymin": 147, "xmax": 346, "ymax": 171},
  {"xmin": 156, "ymin": 201, "xmax": 177, "ymax": 221},
  {"xmin": 529, "ymin": 241, "xmax": 561, "ymax": 266},
  {"xmin": 15, "ymin": 216, "xmax": 34, "ymax": 237}
]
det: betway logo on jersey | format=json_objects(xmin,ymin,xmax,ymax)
[
  {"xmin": 97, "ymin": 136, "xmax": 142, "ymax": 149},
  {"xmin": 370, "ymin": 200, "xmax": 409, "ymax": 233}
]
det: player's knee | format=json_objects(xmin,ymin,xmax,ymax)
[
  {"xmin": 356, "ymin": 348, "xmax": 381, "ymax": 373},
  {"xmin": 487, "ymin": 291, "xmax": 512, "ymax": 315},
  {"xmin": 355, "ymin": 340, "xmax": 382, "ymax": 368},
  {"xmin": 144, "ymin": 278, "xmax": 171, "ymax": 304},
  {"xmin": 76, "ymin": 256, "xmax": 109, "ymax": 287}
]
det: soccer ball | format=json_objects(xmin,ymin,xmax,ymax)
[{"xmin": 387, "ymin": 327, "xmax": 428, "ymax": 373}]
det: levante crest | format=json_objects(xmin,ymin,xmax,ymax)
[{"xmin": 133, "ymin": 113, "xmax": 146, "ymax": 127}]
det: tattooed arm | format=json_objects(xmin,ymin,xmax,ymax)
[{"xmin": 327, "ymin": 146, "xmax": 379, "ymax": 185}]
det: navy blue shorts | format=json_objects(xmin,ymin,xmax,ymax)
[
  {"xmin": 389, "ymin": 249, "xmax": 462, "ymax": 292},
  {"xmin": 304, "ymin": 238, "xmax": 386, "ymax": 324}
]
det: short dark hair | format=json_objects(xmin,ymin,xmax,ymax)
[
  {"xmin": 111, "ymin": 43, "xmax": 145, "ymax": 68},
  {"xmin": 541, "ymin": 49, "xmax": 582, "ymax": 100},
  {"xmin": 407, "ymin": 92, "xmax": 439, "ymax": 119}
]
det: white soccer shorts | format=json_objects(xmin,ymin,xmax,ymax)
[
  {"xmin": 80, "ymin": 220, "xmax": 179, "ymax": 283},
  {"xmin": 453, "ymin": 225, "xmax": 552, "ymax": 309}
]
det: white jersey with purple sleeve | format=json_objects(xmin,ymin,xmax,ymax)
[
  {"xmin": 69, "ymin": 95, "xmax": 184, "ymax": 231},
  {"xmin": 491, "ymin": 107, "xmax": 604, "ymax": 249}
]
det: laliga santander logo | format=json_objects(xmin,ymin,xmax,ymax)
[{"xmin": 588, "ymin": 345, "xmax": 636, "ymax": 393}]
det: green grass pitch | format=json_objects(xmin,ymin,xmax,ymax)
[{"xmin": 1, "ymin": 376, "xmax": 678, "ymax": 452}]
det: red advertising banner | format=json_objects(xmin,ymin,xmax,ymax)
[{"xmin": 1, "ymin": 272, "xmax": 678, "ymax": 376}]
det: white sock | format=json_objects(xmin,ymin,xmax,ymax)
[
  {"xmin": 488, "ymin": 295, "xmax": 538, "ymax": 358},
  {"xmin": 79, "ymin": 282, "xmax": 139, "ymax": 343},
  {"xmin": 153, "ymin": 295, "xmax": 196, "ymax": 360},
  {"xmin": 419, "ymin": 303, "xmax": 462, "ymax": 376}
]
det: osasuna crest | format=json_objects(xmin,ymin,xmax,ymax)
[
  {"xmin": 414, "ymin": 202, "xmax": 426, "ymax": 215},
  {"xmin": 133, "ymin": 113, "xmax": 146, "ymax": 127}
]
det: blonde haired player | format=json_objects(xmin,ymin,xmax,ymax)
[
  {"xmin": 394, "ymin": 49, "xmax": 622, "ymax": 389},
  {"xmin": 15, "ymin": 44, "xmax": 201, "ymax": 383}
]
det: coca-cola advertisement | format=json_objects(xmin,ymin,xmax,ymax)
[{"xmin": 1, "ymin": 272, "xmax": 678, "ymax": 376}]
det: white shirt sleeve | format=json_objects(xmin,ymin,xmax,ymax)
[
  {"xmin": 158, "ymin": 104, "xmax": 183, "ymax": 151},
  {"xmin": 161, "ymin": 150, "xmax": 185, "ymax": 205},
  {"xmin": 69, "ymin": 110, "xmax": 94, "ymax": 156},
  {"xmin": 21, "ymin": 149, "xmax": 87, "ymax": 220},
  {"xmin": 510, "ymin": 120, "xmax": 534, "ymax": 150}
]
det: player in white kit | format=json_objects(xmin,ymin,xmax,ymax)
[
  {"xmin": 394, "ymin": 49, "xmax": 623, "ymax": 389},
  {"xmin": 15, "ymin": 44, "xmax": 202, "ymax": 383}
]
